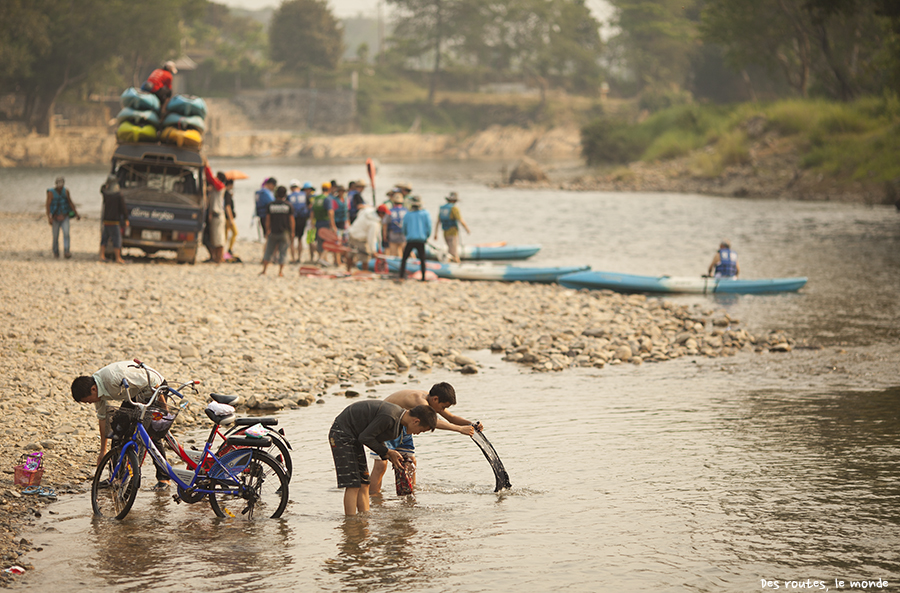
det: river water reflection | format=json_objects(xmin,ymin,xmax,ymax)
[{"xmin": 3, "ymin": 159, "xmax": 899, "ymax": 592}]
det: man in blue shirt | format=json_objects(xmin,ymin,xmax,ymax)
[
  {"xmin": 399, "ymin": 195, "xmax": 432, "ymax": 281},
  {"xmin": 288, "ymin": 180, "xmax": 310, "ymax": 263},
  {"xmin": 254, "ymin": 177, "xmax": 276, "ymax": 240},
  {"xmin": 708, "ymin": 240, "xmax": 740, "ymax": 278}
]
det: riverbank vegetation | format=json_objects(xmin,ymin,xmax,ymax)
[{"xmin": 581, "ymin": 97, "xmax": 900, "ymax": 185}]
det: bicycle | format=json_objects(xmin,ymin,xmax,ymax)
[
  {"xmin": 163, "ymin": 392, "xmax": 294, "ymax": 479},
  {"xmin": 91, "ymin": 360, "xmax": 289, "ymax": 520}
]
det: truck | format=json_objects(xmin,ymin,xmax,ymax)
[{"xmin": 109, "ymin": 143, "xmax": 207, "ymax": 264}]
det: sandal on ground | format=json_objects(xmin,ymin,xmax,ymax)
[
  {"xmin": 22, "ymin": 486, "xmax": 42, "ymax": 495},
  {"xmin": 38, "ymin": 487, "xmax": 57, "ymax": 501}
]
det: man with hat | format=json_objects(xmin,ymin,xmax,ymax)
[
  {"xmin": 433, "ymin": 191, "xmax": 470, "ymax": 263},
  {"xmin": 98, "ymin": 175, "xmax": 128, "ymax": 263},
  {"xmin": 399, "ymin": 195, "xmax": 432, "ymax": 281},
  {"xmin": 310, "ymin": 182, "xmax": 338, "ymax": 265},
  {"xmin": 347, "ymin": 179, "xmax": 367, "ymax": 224},
  {"xmin": 45, "ymin": 175, "xmax": 80, "ymax": 259},
  {"xmin": 141, "ymin": 60, "xmax": 178, "ymax": 109},
  {"xmin": 384, "ymin": 190, "xmax": 408, "ymax": 256}
]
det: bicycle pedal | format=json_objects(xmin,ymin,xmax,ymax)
[{"xmin": 172, "ymin": 494, "xmax": 182, "ymax": 504}]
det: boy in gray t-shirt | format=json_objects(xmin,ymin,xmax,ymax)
[{"xmin": 329, "ymin": 400, "xmax": 436, "ymax": 515}]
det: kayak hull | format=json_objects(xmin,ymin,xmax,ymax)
[
  {"xmin": 558, "ymin": 271, "xmax": 808, "ymax": 294},
  {"xmin": 368, "ymin": 257, "xmax": 589, "ymax": 283},
  {"xmin": 426, "ymin": 243, "xmax": 541, "ymax": 261}
]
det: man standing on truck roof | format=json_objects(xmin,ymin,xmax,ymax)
[{"xmin": 141, "ymin": 61, "xmax": 177, "ymax": 109}]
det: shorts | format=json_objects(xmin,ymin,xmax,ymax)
[
  {"xmin": 100, "ymin": 223, "xmax": 122, "ymax": 249},
  {"xmin": 329, "ymin": 424, "xmax": 370, "ymax": 489},
  {"xmin": 388, "ymin": 231, "xmax": 405, "ymax": 245},
  {"xmin": 444, "ymin": 234, "xmax": 459, "ymax": 257},
  {"xmin": 263, "ymin": 231, "xmax": 290, "ymax": 264},
  {"xmin": 295, "ymin": 216, "xmax": 308, "ymax": 238},
  {"xmin": 370, "ymin": 427, "xmax": 414, "ymax": 457},
  {"xmin": 348, "ymin": 237, "xmax": 371, "ymax": 256}
]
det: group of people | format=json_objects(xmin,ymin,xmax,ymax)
[
  {"xmin": 254, "ymin": 177, "xmax": 472, "ymax": 280},
  {"xmin": 71, "ymin": 361, "xmax": 483, "ymax": 514}
]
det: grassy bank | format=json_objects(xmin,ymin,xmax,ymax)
[{"xmin": 582, "ymin": 97, "xmax": 900, "ymax": 190}]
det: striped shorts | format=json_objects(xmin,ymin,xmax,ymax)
[{"xmin": 329, "ymin": 424, "xmax": 370, "ymax": 489}]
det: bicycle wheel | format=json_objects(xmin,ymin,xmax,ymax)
[
  {"xmin": 208, "ymin": 450, "xmax": 288, "ymax": 520},
  {"xmin": 91, "ymin": 448, "xmax": 141, "ymax": 520},
  {"xmin": 217, "ymin": 431, "xmax": 293, "ymax": 479}
]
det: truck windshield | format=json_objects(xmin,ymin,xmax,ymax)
[{"xmin": 117, "ymin": 162, "xmax": 200, "ymax": 196}]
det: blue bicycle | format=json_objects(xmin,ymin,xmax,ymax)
[{"xmin": 90, "ymin": 360, "xmax": 289, "ymax": 520}]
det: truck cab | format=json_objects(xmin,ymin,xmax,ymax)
[{"xmin": 110, "ymin": 144, "xmax": 207, "ymax": 264}]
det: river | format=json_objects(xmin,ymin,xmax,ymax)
[{"xmin": 2, "ymin": 159, "xmax": 899, "ymax": 592}]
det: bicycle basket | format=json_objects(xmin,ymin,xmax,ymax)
[
  {"xmin": 108, "ymin": 405, "xmax": 142, "ymax": 440},
  {"xmin": 143, "ymin": 403, "xmax": 179, "ymax": 440}
]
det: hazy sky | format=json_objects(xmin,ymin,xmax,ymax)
[{"xmin": 217, "ymin": 0, "xmax": 614, "ymax": 24}]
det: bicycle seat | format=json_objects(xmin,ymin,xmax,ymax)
[
  {"xmin": 209, "ymin": 393, "xmax": 240, "ymax": 405},
  {"xmin": 226, "ymin": 435, "xmax": 272, "ymax": 448},
  {"xmin": 233, "ymin": 417, "xmax": 278, "ymax": 427},
  {"xmin": 205, "ymin": 407, "xmax": 235, "ymax": 426}
]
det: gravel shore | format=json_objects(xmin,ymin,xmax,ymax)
[{"xmin": 0, "ymin": 211, "xmax": 798, "ymax": 583}]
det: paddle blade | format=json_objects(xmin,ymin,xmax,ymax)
[{"xmin": 470, "ymin": 429, "xmax": 511, "ymax": 492}]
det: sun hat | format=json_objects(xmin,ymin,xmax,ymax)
[
  {"xmin": 301, "ymin": 182, "xmax": 314, "ymax": 190},
  {"xmin": 408, "ymin": 195, "xmax": 422, "ymax": 208},
  {"xmin": 322, "ymin": 181, "xmax": 331, "ymax": 191},
  {"xmin": 355, "ymin": 179, "xmax": 367, "ymax": 187},
  {"xmin": 164, "ymin": 60, "xmax": 178, "ymax": 74},
  {"xmin": 396, "ymin": 182, "xmax": 411, "ymax": 192},
  {"xmin": 289, "ymin": 179, "xmax": 301, "ymax": 188},
  {"xmin": 446, "ymin": 192, "xmax": 459, "ymax": 202}
]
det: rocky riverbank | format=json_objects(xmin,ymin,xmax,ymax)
[{"xmin": 0, "ymin": 211, "xmax": 803, "ymax": 584}]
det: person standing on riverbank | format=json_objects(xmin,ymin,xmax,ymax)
[
  {"xmin": 708, "ymin": 240, "xmax": 740, "ymax": 278},
  {"xmin": 399, "ymin": 195, "xmax": 431, "ymax": 281},
  {"xmin": 346, "ymin": 202, "xmax": 382, "ymax": 272},
  {"xmin": 218, "ymin": 173, "xmax": 238, "ymax": 258},
  {"xmin": 434, "ymin": 191, "xmax": 470, "ymax": 263},
  {"xmin": 385, "ymin": 191, "xmax": 407, "ymax": 256},
  {"xmin": 70, "ymin": 361, "xmax": 171, "ymax": 488},
  {"xmin": 255, "ymin": 177, "xmax": 276, "ymax": 241},
  {"xmin": 310, "ymin": 182, "xmax": 338, "ymax": 266},
  {"xmin": 205, "ymin": 167, "xmax": 226, "ymax": 264},
  {"xmin": 348, "ymin": 179, "xmax": 366, "ymax": 223},
  {"xmin": 329, "ymin": 399, "xmax": 437, "ymax": 515},
  {"xmin": 368, "ymin": 383, "xmax": 480, "ymax": 495},
  {"xmin": 289, "ymin": 180, "xmax": 312, "ymax": 263},
  {"xmin": 99, "ymin": 175, "xmax": 128, "ymax": 264},
  {"xmin": 261, "ymin": 186, "xmax": 294, "ymax": 277},
  {"xmin": 45, "ymin": 176, "xmax": 80, "ymax": 259}
]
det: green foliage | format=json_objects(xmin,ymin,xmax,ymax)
[
  {"xmin": 642, "ymin": 130, "xmax": 702, "ymax": 161},
  {"xmin": 269, "ymin": 0, "xmax": 344, "ymax": 73},
  {"xmin": 580, "ymin": 117, "xmax": 648, "ymax": 165}
]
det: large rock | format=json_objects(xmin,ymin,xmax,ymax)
[{"xmin": 508, "ymin": 157, "xmax": 548, "ymax": 183}]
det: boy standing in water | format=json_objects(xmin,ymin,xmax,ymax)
[
  {"xmin": 368, "ymin": 382, "xmax": 482, "ymax": 495},
  {"xmin": 329, "ymin": 400, "xmax": 437, "ymax": 515}
]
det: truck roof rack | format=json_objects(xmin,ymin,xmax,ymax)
[{"xmin": 113, "ymin": 143, "xmax": 204, "ymax": 167}]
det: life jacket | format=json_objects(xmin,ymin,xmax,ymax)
[
  {"xmin": 289, "ymin": 191, "xmax": 308, "ymax": 218},
  {"xmin": 389, "ymin": 205, "xmax": 407, "ymax": 234},
  {"xmin": 311, "ymin": 194, "xmax": 331, "ymax": 221},
  {"xmin": 333, "ymin": 196, "xmax": 348, "ymax": 226},
  {"xmin": 48, "ymin": 187, "xmax": 69, "ymax": 216},
  {"xmin": 439, "ymin": 203, "xmax": 458, "ymax": 231},
  {"xmin": 255, "ymin": 188, "xmax": 274, "ymax": 218},
  {"xmin": 715, "ymin": 248, "xmax": 738, "ymax": 277}
]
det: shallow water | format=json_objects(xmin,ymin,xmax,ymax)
[{"xmin": 4, "ymin": 159, "xmax": 900, "ymax": 592}]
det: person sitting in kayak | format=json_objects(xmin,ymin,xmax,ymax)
[
  {"xmin": 141, "ymin": 61, "xmax": 177, "ymax": 108},
  {"xmin": 708, "ymin": 240, "xmax": 740, "ymax": 278}
]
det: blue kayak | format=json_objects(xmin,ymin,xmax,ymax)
[
  {"xmin": 116, "ymin": 107, "xmax": 160, "ymax": 127},
  {"xmin": 162, "ymin": 113, "xmax": 207, "ymax": 132},
  {"xmin": 558, "ymin": 270, "xmax": 808, "ymax": 294},
  {"xmin": 167, "ymin": 94, "xmax": 208, "ymax": 118},
  {"xmin": 367, "ymin": 257, "xmax": 589, "ymax": 283},
  {"xmin": 120, "ymin": 87, "xmax": 160, "ymax": 112},
  {"xmin": 426, "ymin": 243, "xmax": 541, "ymax": 261}
]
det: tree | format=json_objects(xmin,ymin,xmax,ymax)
[
  {"xmin": 387, "ymin": 0, "xmax": 603, "ymax": 101},
  {"xmin": 269, "ymin": 0, "xmax": 343, "ymax": 76},
  {"xmin": 2, "ymin": 0, "xmax": 191, "ymax": 135},
  {"xmin": 605, "ymin": 0, "xmax": 698, "ymax": 93}
]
